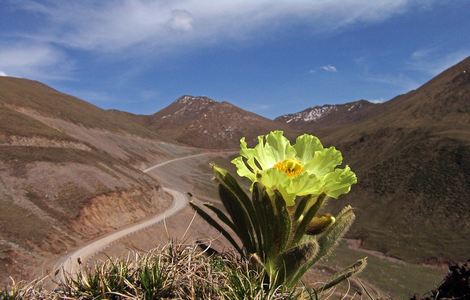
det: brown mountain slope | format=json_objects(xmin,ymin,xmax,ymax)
[
  {"xmin": 376, "ymin": 57, "xmax": 470, "ymax": 126},
  {"xmin": 147, "ymin": 95, "xmax": 300, "ymax": 149},
  {"xmin": 275, "ymin": 99, "xmax": 378, "ymax": 134},
  {"xmin": 298, "ymin": 57, "xmax": 470, "ymax": 263},
  {"xmin": 0, "ymin": 78, "xmax": 161, "ymax": 139},
  {"xmin": 0, "ymin": 77, "xmax": 199, "ymax": 283},
  {"xmin": 0, "ymin": 77, "xmax": 197, "ymax": 164}
]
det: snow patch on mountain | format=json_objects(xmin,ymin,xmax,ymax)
[
  {"xmin": 284, "ymin": 105, "xmax": 337, "ymax": 123},
  {"xmin": 278, "ymin": 101, "xmax": 372, "ymax": 124}
]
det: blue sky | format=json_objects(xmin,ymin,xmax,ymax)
[{"xmin": 1, "ymin": 1, "xmax": 469, "ymax": 118}]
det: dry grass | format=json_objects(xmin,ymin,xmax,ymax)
[
  {"xmin": 0, "ymin": 77, "xmax": 159, "ymax": 139},
  {"xmin": 0, "ymin": 241, "xmax": 326, "ymax": 299},
  {"xmin": 0, "ymin": 106, "xmax": 71, "ymax": 141}
]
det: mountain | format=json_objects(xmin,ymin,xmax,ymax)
[
  {"xmin": 276, "ymin": 99, "xmax": 378, "ymax": 133},
  {"xmin": 283, "ymin": 57, "xmax": 470, "ymax": 264},
  {"xmin": 146, "ymin": 95, "xmax": 299, "ymax": 149},
  {"xmin": 1, "ymin": 56, "xmax": 469, "ymax": 283},
  {"xmin": 0, "ymin": 77, "xmax": 197, "ymax": 283}
]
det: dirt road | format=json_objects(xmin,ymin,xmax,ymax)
[
  {"xmin": 56, "ymin": 188, "xmax": 186, "ymax": 279},
  {"xmin": 55, "ymin": 151, "xmax": 234, "ymax": 280},
  {"xmin": 142, "ymin": 152, "xmax": 221, "ymax": 173}
]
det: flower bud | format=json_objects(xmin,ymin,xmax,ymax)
[{"xmin": 306, "ymin": 213, "xmax": 335, "ymax": 235}]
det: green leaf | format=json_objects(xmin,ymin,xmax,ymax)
[
  {"xmin": 189, "ymin": 201, "xmax": 243, "ymax": 257},
  {"xmin": 273, "ymin": 191, "xmax": 292, "ymax": 254},
  {"xmin": 214, "ymin": 166, "xmax": 262, "ymax": 253},
  {"xmin": 252, "ymin": 182, "xmax": 275, "ymax": 260},
  {"xmin": 293, "ymin": 195, "xmax": 310, "ymax": 221},
  {"xmin": 218, "ymin": 184, "xmax": 257, "ymax": 253},
  {"xmin": 202, "ymin": 203, "xmax": 238, "ymax": 234},
  {"xmin": 213, "ymin": 166, "xmax": 257, "ymax": 221},
  {"xmin": 318, "ymin": 257, "xmax": 367, "ymax": 292},
  {"xmin": 251, "ymin": 183, "xmax": 268, "ymax": 259},
  {"xmin": 279, "ymin": 240, "xmax": 319, "ymax": 288},
  {"xmin": 292, "ymin": 194, "xmax": 326, "ymax": 245}
]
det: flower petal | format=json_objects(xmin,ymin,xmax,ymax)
[
  {"xmin": 322, "ymin": 166, "xmax": 357, "ymax": 198},
  {"xmin": 253, "ymin": 135, "xmax": 278, "ymax": 169},
  {"xmin": 258, "ymin": 168, "xmax": 295, "ymax": 206},
  {"xmin": 294, "ymin": 134, "xmax": 323, "ymax": 163},
  {"xmin": 304, "ymin": 146, "xmax": 343, "ymax": 176},
  {"xmin": 231, "ymin": 131, "xmax": 357, "ymax": 205},
  {"xmin": 286, "ymin": 172, "xmax": 323, "ymax": 196},
  {"xmin": 265, "ymin": 130, "xmax": 296, "ymax": 163},
  {"xmin": 231, "ymin": 156, "xmax": 256, "ymax": 182},
  {"xmin": 239, "ymin": 137, "xmax": 261, "ymax": 173}
]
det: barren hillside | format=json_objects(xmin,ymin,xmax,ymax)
[
  {"xmin": 0, "ymin": 77, "xmax": 196, "ymax": 283},
  {"xmin": 147, "ymin": 95, "xmax": 299, "ymax": 149}
]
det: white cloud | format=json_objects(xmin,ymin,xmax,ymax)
[
  {"xmin": 320, "ymin": 65, "xmax": 338, "ymax": 72},
  {"xmin": 16, "ymin": 0, "xmax": 434, "ymax": 53},
  {"xmin": 169, "ymin": 10, "xmax": 194, "ymax": 32},
  {"xmin": 3, "ymin": 1, "xmax": 441, "ymax": 80},
  {"xmin": 409, "ymin": 48, "xmax": 470, "ymax": 76},
  {"xmin": 0, "ymin": 43, "xmax": 74, "ymax": 80},
  {"xmin": 0, "ymin": 71, "xmax": 7, "ymax": 76}
]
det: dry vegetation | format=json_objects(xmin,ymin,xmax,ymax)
[
  {"xmin": 1, "ymin": 242, "xmax": 323, "ymax": 300},
  {"xmin": 0, "ymin": 106, "xmax": 71, "ymax": 141}
]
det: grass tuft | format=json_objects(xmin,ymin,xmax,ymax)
[{"xmin": 1, "ymin": 241, "xmax": 320, "ymax": 299}]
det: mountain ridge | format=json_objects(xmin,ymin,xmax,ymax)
[
  {"xmin": 147, "ymin": 94, "xmax": 300, "ymax": 149},
  {"xmin": 275, "ymin": 99, "xmax": 378, "ymax": 133}
]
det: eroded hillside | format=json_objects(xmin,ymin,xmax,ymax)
[{"xmin": 0, "ymin": 77, "xmax": 197, "ymax": 283}]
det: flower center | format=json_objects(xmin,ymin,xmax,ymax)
[{"xmin": 274, "ymin": 159, "xmax": 304, "ymax": 177}]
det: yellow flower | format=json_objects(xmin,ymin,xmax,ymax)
[{"xmin": 231, "ymin": 130, "xmax": 356, "ymax": 206}]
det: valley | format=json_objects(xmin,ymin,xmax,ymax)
[{"xmin": 0, "ymin": 56, "xmax": 469, "ymax": 298}]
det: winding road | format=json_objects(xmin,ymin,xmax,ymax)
[{"xmin": 55, "ymin": 151, "xmax": 232, "ymax": 280}]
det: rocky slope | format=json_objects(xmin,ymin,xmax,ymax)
[{"xmin": 146, "ymin": 95, "xmax": 299, "ymax": 149}]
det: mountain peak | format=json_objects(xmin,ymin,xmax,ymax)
[
  {"xmin": 175, "ymin": 95, "xmax": 216, "ymax": 105},
  {"xmin": 149, "ymin": 95, "xmax": 298, "ymax": 149}
]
